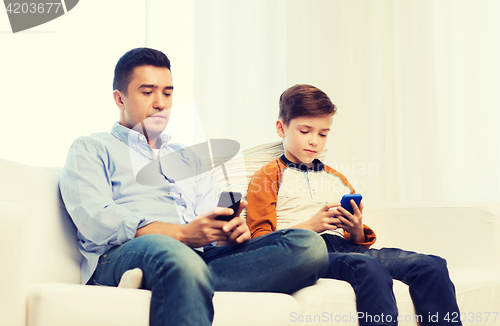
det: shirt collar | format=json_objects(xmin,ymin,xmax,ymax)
[
  {"xmin": 110, "ymin": 121, "xmax": 172, "ymax": 149},
  {"xmin": 279, "ymin": 154, "xmax": 324, "ymax": 172}
]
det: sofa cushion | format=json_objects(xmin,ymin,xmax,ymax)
[
  {"xmin": 26, "ymin": 283, "xmax": 302, "ymax": 326},
  {"xmin": 450, "ymin": 269, "xmax": 500, "ymax": 325},
  {"xmin": 27, "ymin": 283, "xmax": 151, "ymax": 326},
  {"xmin": 213, "ymin": 291, "xmax": 301, "ymax": 326},
  {"xmin": 365, "ymin": 203, "xmax": 500, "ymax": 270},
  {"xmin": 0, "ymin": 159, "xmax": 81, "ymax": 284},
  {"xmin": 293, "ymin": 278, "xmax": 418, "ymax": 326},
  {"xmin": 294, "ymin": 270, "xmax": 500, "ymax": 326}
]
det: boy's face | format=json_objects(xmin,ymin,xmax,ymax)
[
  {"xmin": 114, "ymin": 65, "xmax": 173, "ymax": 141},
  {"xmin": 277, "ymin": 114, "xmax": 333, "ymax": 166}
]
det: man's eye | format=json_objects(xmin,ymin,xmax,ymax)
[
  {"xmin": 164, "ymin": 93, "xmax": 171, "ymax": 97},
  {"xmin": 143, "ymin": 92, "xmax": 152, "ymax": 95}
]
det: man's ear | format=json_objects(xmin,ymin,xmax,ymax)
[
  {"xmin": 113, "ymin": 90, "xmax": 126, "ymax": 110},
  {"xmin": 276, "ymin": 120, "xmax": 285, "ymax": 138}
]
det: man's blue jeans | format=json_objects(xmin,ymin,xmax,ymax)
[
  {"xmin": 322, "ymin": 234, "xmax": 462, "ymax": 326},
  {"xmin": 89, "ymin": 229, "xmax": 328, "ymax": 326}
]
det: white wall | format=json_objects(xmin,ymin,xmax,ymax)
[
  {"xmin": 0, "ymin": 0, "xmax": 146, "ymax": 167},
  {"xmin": 146, "ymin": 0, "xmax": 500, "ymax": 203}
]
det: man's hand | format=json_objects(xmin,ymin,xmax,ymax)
[
  {"xmin": 216, "ymin": 200, "xmax": 251, "ymax": 246},
  {"xmin": 176, "ymin": 207, "xmax": 234, "ymax": 247},
  {"xmin": 330, "ymin": 200, "xmax": 365, "ymax": 243},
  {"xmin": 135, "ymin": 200, "xmax": 250, "ymax": 248}
]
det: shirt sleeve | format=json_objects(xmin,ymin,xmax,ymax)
[
  {"xmin": 246, "ymin": 161, "xmax": 281, "ymax": 238},
  {"xmin": 322, "ymin": 164, "xmax": 377, "ymax": 249},
  {"xmin": 193, "ymin": 170, "xmax": 218, "ymax": 217},
  {"xmin": 59, "ymin": 138, "xmax": 150, "ymax": 248},
  {"xmin": 345, "ymin": 226, "xmax": 377, "ymax": 249}
]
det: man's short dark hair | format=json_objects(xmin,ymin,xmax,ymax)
[
  {"xmin": 113, "ymin": 47, "xmax": 171, "ymax": 94},
  {"xmin": 278, "ymin": 84, "xmax": 337, "ymax": 126}
]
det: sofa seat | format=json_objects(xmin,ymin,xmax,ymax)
[
  {"xmin": 25, "ymin": 283, "xmax": 301, "ymax": 326},
  {"xmin": 293, "ymin": 269, "xmax": 500, "ymax": 326}
]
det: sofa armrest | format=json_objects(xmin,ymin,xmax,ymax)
[{"xmin": 0, "ymin": 202, "xmax": 27, "ymax": 326}]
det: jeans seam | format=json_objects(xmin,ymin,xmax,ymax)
[{"xmin": 343, "ymin": 260, "xmax": 358, "ymax": 287}]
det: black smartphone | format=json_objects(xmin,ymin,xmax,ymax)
[
  {"xmin": 340, "ymin": 194, "xmax": 362, "ymax": 215},
  {"xmin": 215, "ymin": 191, "xmax": 242, "ymax": 221}
]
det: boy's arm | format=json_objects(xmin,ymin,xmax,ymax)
[
  {"xmin": 246, "ymin": 163, "xmax": 280, "ymax": 238},
  {"xmin": 344, "ymin": 226, "xmax": 376, "ymax": 249}
]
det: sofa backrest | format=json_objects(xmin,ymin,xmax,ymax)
[
  {"xmin": 366, "ymin": 202, "xmax": 500, "ymax": 270},
  {"xmin": 0, "ymin": 159, "xmax": 82, "ymax": 284},
  {"xmin": 211, "ymin": 141, "xmax": 327, "ymax": 219}
]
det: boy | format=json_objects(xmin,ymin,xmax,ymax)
[
  {"xmin": 59, "ymin": 49, "xmax": 328, "ymax": 326},
  {"xmin": 246, "ymin": 84, "xmax": 461, "ymax": 326}
]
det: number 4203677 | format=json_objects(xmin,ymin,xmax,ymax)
[{"xmin": 6, "ymin": 3, "xmax": 62, "ymax": 14}]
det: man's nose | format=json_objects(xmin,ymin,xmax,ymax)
[{"xmin": 153, "ymin": 93, "xmax": 166, "ymax": 110}]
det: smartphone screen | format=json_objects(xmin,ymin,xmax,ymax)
[{"xmin": 215, "ymin": 191, "xmax": 242, "ymax": 221}]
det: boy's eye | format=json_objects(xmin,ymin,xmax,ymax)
[
  {"xmin": 320, "ymin": 134, "xmax": 327, "ymax": 137},
  {"xmin": 300, "ymin": 130, "xmax": 309, "ymax": 134}
]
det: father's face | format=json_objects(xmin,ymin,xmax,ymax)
[{"xmin": 116, "ymin": 65, "xmax": 173, "ymax": 140}]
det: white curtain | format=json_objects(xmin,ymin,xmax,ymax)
[{"xmin": 147, "ymin": 0, "xmax": 500, "ymax": 203}]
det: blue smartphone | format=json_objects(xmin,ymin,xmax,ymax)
[{"xmin": 340, "ymin": 194, "xmax": 362, "ymax": 214}]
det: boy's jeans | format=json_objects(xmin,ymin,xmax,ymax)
[
  {"xmin": 322, "ymin": 234, "xmax": 462, "ymax": 326},
  {"xmin": 89, "ymin": 229, "xmax": 328, "ymax": 326}
]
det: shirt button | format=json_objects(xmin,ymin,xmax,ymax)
[
  {"xmin": 133, "ymin": 145, "xmax": 137, "ymax": 150},
  {"xmin": 139, "ymin": 135, "xmax": 144, "ymax": 141}
]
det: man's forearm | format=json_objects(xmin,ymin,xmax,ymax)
[{"xmin": 135, "ymin": 221, "xmax": 184, "ymax": 241}]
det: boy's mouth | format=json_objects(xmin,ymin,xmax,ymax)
[{"xmin": 304, "ymin": 149, "xmax": 316, "ymax": 154}]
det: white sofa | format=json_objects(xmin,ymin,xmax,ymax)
[{"xmin": 1, "ymin": 142, "xmax": 500, "ymax": 326}]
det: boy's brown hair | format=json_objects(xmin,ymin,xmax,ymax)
[{"xmin": 278, "ymin": 84, "xmax": 337, "ymax": 126}]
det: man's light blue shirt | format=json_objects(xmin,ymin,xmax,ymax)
[{"xmin": 59, "ymin": 122, "xmax": 218, "ymax": 284}]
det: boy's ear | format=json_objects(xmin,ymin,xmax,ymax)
[
  {"xmin": 276, "ymin": 120, "xmax": 285, "ymax": 138},
  {"xmin": 113, "ymin": 90, "xmax": 126, "ymax": 111}
]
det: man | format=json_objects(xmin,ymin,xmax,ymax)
[{"xmin": 59, "ymin": 47, "xmax": 328, "ymax": 326}]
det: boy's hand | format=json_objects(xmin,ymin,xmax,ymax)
[
  {"xmin": 330, "ymin": 200, "xmax": 365, "ymax": 243},
  {"xmin": 296, "ymin": 202, "xmax": 342, "ymax": 233}
]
